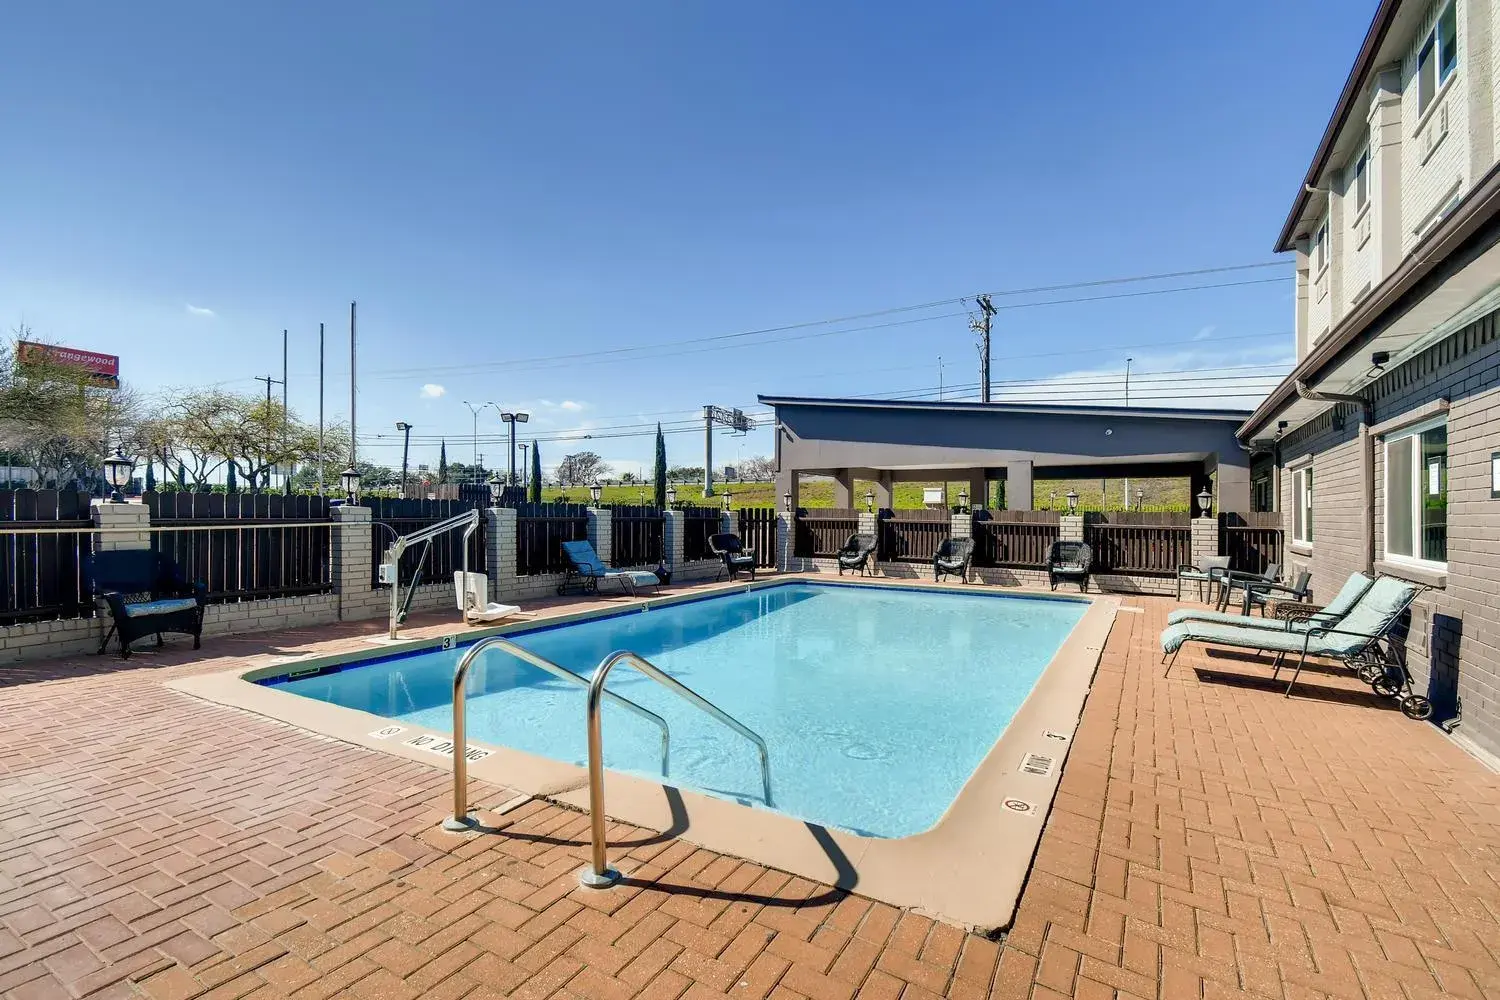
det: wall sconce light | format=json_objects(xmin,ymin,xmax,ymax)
[
  {"xmin": 1196, "ymin": 486, "xmax": 1213, "ymax": 515},
  {"xmin": 782, "ymin": 491, "xmax": 792, "ymax": 511}
]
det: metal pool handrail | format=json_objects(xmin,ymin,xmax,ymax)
[
  {"xmin": 581, "ymin": 649, "xmax": 773, "ymax": 887},
  {"xmin": 441, "ymin": 636, "xmax": 671, "ymax": 832}
]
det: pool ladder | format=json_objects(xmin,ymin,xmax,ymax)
[{"xmin": 443, "ymin": 637, "xmax": 773, "ymax": 889}]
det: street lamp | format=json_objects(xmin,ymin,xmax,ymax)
[
  {"xmin": 666, "ymin": 484, "xmax": 677, "ymax": 507},
  {"xmin": 723, "ymin": 490, "xmax": 733, "ymax": 511},
  {"xmin": 958, "ymin": 487, "xmax": 969, "ymax": 511},
  {"xmin": 339, "ymin": 465, "xmax": 361, "ymax": 504},
  {"xmin": 103, "ymin": 448, "xmax": 134, "ymax": 503},
  {"xmin": 1065, "ymin": 489, "xmax": 1079, "ymax": 514},
  {"xmin": 487, "ymin": 473, "xmax": 504, "ymax": 505},
  {"xmin": 395, "ymin": 422, "xmax": 412, "ymax": 499},
  {"xmin": 461, "ymin": 401, "xmax": 495, "ymax": 476},
  {"xmin": 501, "ymin": 411, "xmax": 530, "ymax": 486},
  {"xmin": 1196, "ymin": 486, "xmax": 1213, "ymax": 516},
  {"xmin": 590, "ymin": 482, "xmax": 603, "ymax": 504}
]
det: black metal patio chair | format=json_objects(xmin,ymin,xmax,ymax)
[
  {"xmin": 933, "ymin": 537, "xmax": 973, "ymax": 583},
  {"xmin": 708, "ymin": 532, "xmax": 757, "ymax": 581},
  {"xmin": 1046, "ymin": 540, "xmax": 1092, "ymax": 592},
  {"xmin": 836, "ymin": 533, "xmax": 877, "ymax": 576}
]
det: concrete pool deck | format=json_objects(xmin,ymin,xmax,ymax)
[
  {"xmin": 2, "ymin": 575, "xmax": 1499, "ymax": 999},
  {"xmin": 167, "ymin": 576, "xmax": 1119, "ymax": 932}
]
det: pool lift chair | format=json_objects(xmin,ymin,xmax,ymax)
[{"xmin": 378, "ymin": 508, "xmax": 492, "ymax": 639}]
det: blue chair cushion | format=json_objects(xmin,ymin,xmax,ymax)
[
  {"xmin": 622, "ymin": 571, "xmax": 660, "ymax": 586},
  {"xmin": 120, "ymin": 597, "xmax": 199, "ymax": 618}
]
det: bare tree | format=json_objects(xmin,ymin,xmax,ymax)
[{"xmin": 555, "ymin": 451, "xmax": 610, "ymax": 485}]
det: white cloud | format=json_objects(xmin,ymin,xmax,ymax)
[
  {"xmin": 1193, "ymin": 325, "xmax": 1216, "ymax": 341},
  {"xmin": 185, "ymin": 304, "xmax": 215, "ymax": 318},
  {"xmin": 559, "ymin": 400, "xmax": 583, "ymax": 411},
  {"xmin": 420, "ymin": 383, "xmax": 446, "ymax": 398}
]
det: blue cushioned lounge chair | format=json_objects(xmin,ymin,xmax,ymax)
[
  {"xmin": 558, "ymin": 540, "xmax": 660, "ymax": 597},
  {"xmin": 1166, "ymin": 571, "xmax": 1373, "ymax": 633}
]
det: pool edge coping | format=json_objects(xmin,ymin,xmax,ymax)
[{"xmin": 167, "ymin": 574, "xmax": 1117, "ymax": 932}]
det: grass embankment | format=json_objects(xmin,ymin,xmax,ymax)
[{"xmin": 541, "ymin": 477, "xmax": 1190, "ymax": 511}]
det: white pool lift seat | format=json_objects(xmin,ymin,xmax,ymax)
[{"xmin": 454, "ymin": 572, "xmax": 521, "ymax": 624}]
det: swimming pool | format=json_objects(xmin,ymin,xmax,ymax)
[{"xmin": 262, "ymin": 582, "xmax": 1087, "ymax": 838}]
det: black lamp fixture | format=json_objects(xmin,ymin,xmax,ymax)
[
  {"xmin": 722, "ymin": 489, "xmax": 733, "ymax": 510},
  {"xmin": 666, "ymin": 484, "xmax": 677, "ymax": 507},
  {"xmin": 864, "ymin": 488, "xmax": 874, "ymax": 512},
  {"xmin": 782, "ymin": 491, "xmax": 792, "ymax": 512},
  {"xmin": 1065, "ymin": 488, "xmax": 1079, "ymax": 514},
  {"xmin": 590, "ymin": 482, "xmax": 603, "ymax": 504},
  {"xmin": 958, "ymin": 487, "xmax": 969, "ymax": 511},
  {"xmin": 1196, "ymin": 485, "xmax": 1213, "ymax": 516},
  {"xmin": 1135, "ymin": 488, "xmax": 1145, "ymax": 511},
  {"xmin": 1367, "ymin": 350, "xmax": 1391, "ymax": 380},
  {"xmin": 102, "ymin": 447, "xmax": 134, "ymax": 503},
  {"xmin": 339, "ymin": 465, "xmax": 360, "ymax": 504},
  {"xmin": 487, "ymin": 472, "xmax": 504, "ymax": 505}
]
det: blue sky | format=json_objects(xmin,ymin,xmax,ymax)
[{"xmin": 0, "ymin": 2, "xmax": 1374, "ymax": 481}]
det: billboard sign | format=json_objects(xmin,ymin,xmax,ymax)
[{"xmin": 16, "ymin": 340, "xmax": 120, "ymax": 388}]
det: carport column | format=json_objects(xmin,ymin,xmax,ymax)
[
  {"xmin": 1191, "ymin": 516, "xmax": 1220, "ymax": 568},
  {"xmin": 966, "ymin": 471, "xmax": 987, "ymax": 511},
  {"xmin": 873, "ymin": 471, "xmax": 894, "ymax": 510},
  {"xmin": 776, "ymin": 510, "xmax": 795, "ymax": 570},
  {"xmin": 487, "ymin": 507, "xmax": 518, "ymax": 602},
  {"xmin": 92, "ymin": 500, "xmax": 150, "ymax": 552},
  {"xmin": 662, "ymin": 509, "xmax": 685, "ymax": 571},
  {"xmin": 331, "ymin": 504, "xmax": 380, "ymax": 621},
  {"xmin": 832, "ymin": 469, "xmax": 853, "ymax": 509},
  {"xmin": 586, "ymin": 507, "xmax": 612, "ymax": 565},
  {"xmin": 1005, "ymin": 460, "xmax": 1033, "ymax": 511},
  {"xmin": 1059, "ymin": 514, "xmax": 1084, "ymax": 544}
]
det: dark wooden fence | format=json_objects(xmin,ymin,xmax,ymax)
[
  {"xmin": 794, "ymin": 510, "xmax": 859, "ymax": 558},
  {"xmin": 878, "ymin": 509, "xmax": 949, "ymax": 563},
  {"xmin": 737, "ymin": 507, "xmax": 778, "ymax": 567},
  {"xmin": 681, "ymin": 505, "xmax": 723, "ymax": 563},
  {"xmin": 1221, "ymin": 512, "xmax": 1283, "ymax": 575},
  {"xmin": 367, "ymin": 497, "xmax": 485, "ymax": 589},
  {"xmin": 0, "ymin": 489, "xmax": 93, "ymax": 624},
  {"xmin": 606, "ymin": 504, "xmax": 663, "ymax": 567},
  {"xmin": 148, "ymin": 492, "xmax": 334, "ymax": 603},
  {"xmin": 515, "ymin": 502, "xmax": 589, "ymax": 575},
  {"xmin": 972, "ymin": 511, "xmax": 1059, "ymax": 568},
  {"xmin": 1085, "ymin": 513, "xmax": 1191, "ymax": 575}
]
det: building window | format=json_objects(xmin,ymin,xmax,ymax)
[
  {"xmin": 1418, "ymin": 3, "xmax": 1459, "ymax": 116},
  {"xmin": 1385, "ymin": 419, "xmax": 1447, "ymax": 567},
  {"xmin": 1352, "ymin": 149, "xmax": 1369, "ymax": 214},
  {"xmin": 1292, "ymin": 466, "xmax": 1313, "ymax": 544},
  {"xmin": 1312, "ymin": 219, "xmax": 1328, "ymax": 274}
]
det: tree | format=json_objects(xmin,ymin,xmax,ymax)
[
  {"xmin": 667, "ymin": 465, "xmax": 704, "ymax": 483},
  {"xmin": 556, "ymin": 451, "xmax": 609, "ymax": 485},
  {"xmin": 620, "ymin": 471, "xmax": 638, "ymax": 484},
  {"xmin": 226, "ymin": 462, "xmax": 238, "ymax": 494},
  {"xmin": 438, "ymin": 440, "xmax": 448, "ymax": 484},
  {"xmin": 145, "ymin": 463, "xmax": 156, "ymax": 492},
  {"xmin": 738, "ymin": 455, "xmax": 775, "ymax": 482},
  {"xmin": 155, "ymin": 387, "xmax": 344, "ymax": 493},
  {"xmin": 529, "ymin": 441, "xmax": 542, "ymax": 504},
  {"xmin": 654, "ymin": 424, "xmax": 667, "ymax": 509}
]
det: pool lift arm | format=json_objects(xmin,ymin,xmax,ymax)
[{"xmin": 379, "ymin": 508, "xmax": 482, "ymax": 639}]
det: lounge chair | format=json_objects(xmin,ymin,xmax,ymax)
[
  {"xmin": 1046, "ymin": 540, "xmax": 1091, "ymax": 592},
  {"xmin": 454, "ymin": 571, "xmax": 521, "ymax": 624},
  {"xmin": 1175, "ymin": 555, "xmax": 1230, "ymax": 602},
  {"xmin": 89, "ymin": 550, "xmax": 206, "ymax": 659},
  {"xmin": 836, "ymin": 533, "xmax": 877, "ymax": 576},
  {"xmin": 1160, "ymin": 576, "xmax": 1429, "ymax": 716},
  {"xmin": 1166, "ymin": 571, "xmax": 1373, "ymax": 634},
  {"xmin": 558, "ymin": 540, "xmax": 661, "ymax": 596},
  {"xmin": 1237, "ymin": 570, "xmax": 1312, "ymax": 617},
  {"xmin": 1214, "ymin": 562, "xmax": 1281, "ymax": 613},
  {"xmin": 708, "ymin": 532, "xmax": 757, "ymax": 581},
  {"xmin": 933, "ymin": 538, "xmax": 973, "ymax": 583}
]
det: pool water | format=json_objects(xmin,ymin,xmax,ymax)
[{"xmin": 265, "ymin": 583, "xmax": 1087, "ymax": 837}]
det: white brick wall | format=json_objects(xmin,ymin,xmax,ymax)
[
  {"xmin": 1308, "ymin": 210, "xmax": 1333, "ymax": 343},
  {"xmin": 1401, "ymin": 1, "xmax": 1471, "ymax": 254}
]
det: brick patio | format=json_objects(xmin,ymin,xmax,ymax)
[{"xmin": 2, "ymin": 592, "xmax": 1498, "ymax": 999}]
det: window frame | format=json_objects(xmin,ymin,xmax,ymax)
[
  {"xmin": 1312, "ymin": 218, "xmax": 1329, "ymax": 275},
  {"xmin": 1351, "ymin": 147, "xmax": 1369, "ymax": 216},
  {"xmin": 1417, "ymin": 2, "xmax": 1459, "ymax": 117},
  {"xmin": 1382, "ymin": 415, "xmax": 1448, "ymax": 571},
  {"xmin": 1291, "ymin": 465, "xmax": 1313, "ymax": 545}
]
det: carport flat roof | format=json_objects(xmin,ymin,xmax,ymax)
[{"xmin": 758, "ymin": 395, "xmax": 1253, "ymax": 423}]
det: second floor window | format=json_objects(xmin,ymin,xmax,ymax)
[
  {"xmin": 1352, "ymin": 150, "xmax": 1369, "ymax": 214},
  {"xmin": 1418, "ymin": 2, "xmax": 1459, "ymax": 116},
  {"xmin": 1313, "ymin": 220, "xmax": 1329, "ymax": 273}
]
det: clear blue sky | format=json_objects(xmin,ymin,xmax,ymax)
[{"xmin": 0, "ymin": 1, "xmax": 1374, "ymax": 481}]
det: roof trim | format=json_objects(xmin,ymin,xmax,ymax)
[
  {"xmin": 1274, "ymin": 0, "xmax": 1401, "ymax": 253},
  {"xmin": 1241, "ymin": 157, "xmax": 1500, "ymax": 440},
  {"xmin": 758, "ymin": 395, "xmax": 1253, "ymax": 422}
]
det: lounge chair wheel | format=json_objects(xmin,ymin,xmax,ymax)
[
  {"xmin": 1400, "ymin": 696, "xmax": 1433, "ymax": 720},
  {"xmin": 1357, "ymin": 663, "xmax": 1382, "ymax": 684},
  {"xmin": 1371, "ymin": 674, "xmax": 1402, "ymax": 698}
]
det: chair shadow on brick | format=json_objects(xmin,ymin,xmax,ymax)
[{"xmin": 88, "ymin": 550, "xmax": 207, "ymax": 658}]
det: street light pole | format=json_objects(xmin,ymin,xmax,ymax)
[
  {"xmin": 396, "ymin": 422, "xmax": 413, "ymax": 499},
  {"xmin": 461, "ymin": 401, "xmax": 495, "ymax": 483},
  {"xmin": 518, "ymin": 442, "xmax": 529, "ymax": 491},
  {"xmin": 501, "ymin": 411, "xmax": 530, "ymax": 485}
]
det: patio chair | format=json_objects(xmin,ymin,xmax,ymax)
[
  {"xmin": 88, "ymin": 550, "xmax": 206, "ymax": 659},
  {"xmin": 454, "ymin": 571, "xmax": 521, "ymax": 624},
  {"xmin": 1175, "ymin": 555, "xmax": 1230, "ymax": 602},
  {"xmin": 558, "ymin": 540, "xmax": 661, "ymax": 597},
  {"xmin": 1166, "ymin": 572, "xmax": 1373, "ymax": 636},
  {"xmin": 1214, "ymin": 562, "xmax": 1282, "ymax": 614},
  {"xmin": 1046, "ymin": 540, "xmax": 1092, "ymax": 592},
  {"xmin": 933, "ymin": 537, "xmax": 973, "ymax": 583},
  {"xmin": 836, "ymin": 533, "xmax": 877, "ymax": 576},
  {"xmin": 708, "ymin": 532, "xmax": 757, "ymax": 581},
  {"xmin": 1160, "ymin": 576, "xmax": 1430, "ymax": 717},
  {"xmin": 1238, "ymin": 570, "xmax": 1312, "ymax": 617}
]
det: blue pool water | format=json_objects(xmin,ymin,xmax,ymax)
[{"xmin": 265, "ymin": 583, "xmax": 1086, "ymax": 837}]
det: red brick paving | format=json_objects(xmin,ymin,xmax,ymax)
[{"xmin": 2, "ymin": 593, "xmax": 1498, "ymax": 998}]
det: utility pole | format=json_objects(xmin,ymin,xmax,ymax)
[
  {"xmin": 396, "ymin": 422, "xmax": 413, "ymax": 498},
  {"xmin": 282, "ymin": 329, "xmax": 291, "ymax": 491},
  {"xmin": 254, "ymin": 372, "xmax": 284, "ymax": 492},
  {"xmin": 1123, "ymin": 357, "xmax": 1133, "ymax": 505},
  {"xmin": 349, "ymin": 302, "xmax": 358, "ymax": 469},
  {"xmin": 700, "ymin": 405, "xmax": 755, "ymax": 497},
  {"xmin": 970, "ymin": 295, "xmax": 996, "ymax": 403},
  {"xmin": 518, "ymin": 442, "xmax": 529, "ymax": 491},
  {"xmin": 462, "ymin": 401, "xmax": 495, "ymax": 481},
  {"xmin": 318, "ymin": 322, "xmax": 325, "ymax": 497},
  {"xmin": 938, "ymin": 356, "xmax": 944, "ymax": 401}
]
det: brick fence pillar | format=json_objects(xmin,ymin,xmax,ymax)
[
  {"xmin": 951, "ymin": 512, "xmax": 972, "ymax": 540},
  {"xmin": 92, "ymin": 500, "xmax": 150, "ymax": 552},
  {"xmin": 1059, "ymin": 515, "xmax": 1084, "ymax": 543},
  {"xmin": 776, "ymin": 511, "xmax": 795, "ymax": 571},
  {"xmin": 1191, "ymin": 516, "xmax": 1220, "ymax": 568},
  {"xmin": 487, "ymin": 507, "xmax": 517, "ymax": 603},
  {"xmin": 332, "ymin": 504, "xmax": 382, "ymax": 622},
  {"xmin": 662, "ymin": 510, "xmax": 685, "ymax": 571},
  {"xmin": 857, "ymin": 510, "xmax": 878, "ymax": 538},
  {"xmin": 587, "ymin": 508, "xmax": 612, "ymax": 565}
]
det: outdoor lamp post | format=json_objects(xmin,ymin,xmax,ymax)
[
  {"xmin": 501, "ymin": 411, "xmax": 530, "ymax": 486},
  {"xmin": 1196, "ymin": 486, "xmax": 1213, "ymax": 516},
  {"xmin": 782, "ymin": 491, "xmax": 792, "ymax": 512},
  {"xmin": 864, "ymin": 489, "xmax": 874, "ymax": 512},
  {"xmin": 395, "ymin": 421, "xmax": 413, "ymax": 499},
  {"xmin": 958, "ymin": 487, "xmax": 969, "ymax": 512},
  {"xmin": 723, "ymin": 490, "xmax": 734, "ymax": 511},
  {"xmin": 103, "ymin": 448, "xmax": 134, "ymax": 503},
  {"xmin": 339, "ymin": 466, "xmax": 360, "ymax": 504},
  {"xmin": 590, "ymin": 483, "xmax": 603, "ymax": 504},
  {"xmin": 666, "ymin": 484, "xmax": 677, "ymax": 507},
  {"xmin": 487, "ymin": 473, "xmax": 504, "ymax": 505},
  {"xmin": 1065, "ymin": 489, "xmax": 1079, "ymax": 514},
  {"xmin": 1135, "ymin": 488, "xmax": 1145, "ymax": 511}
]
